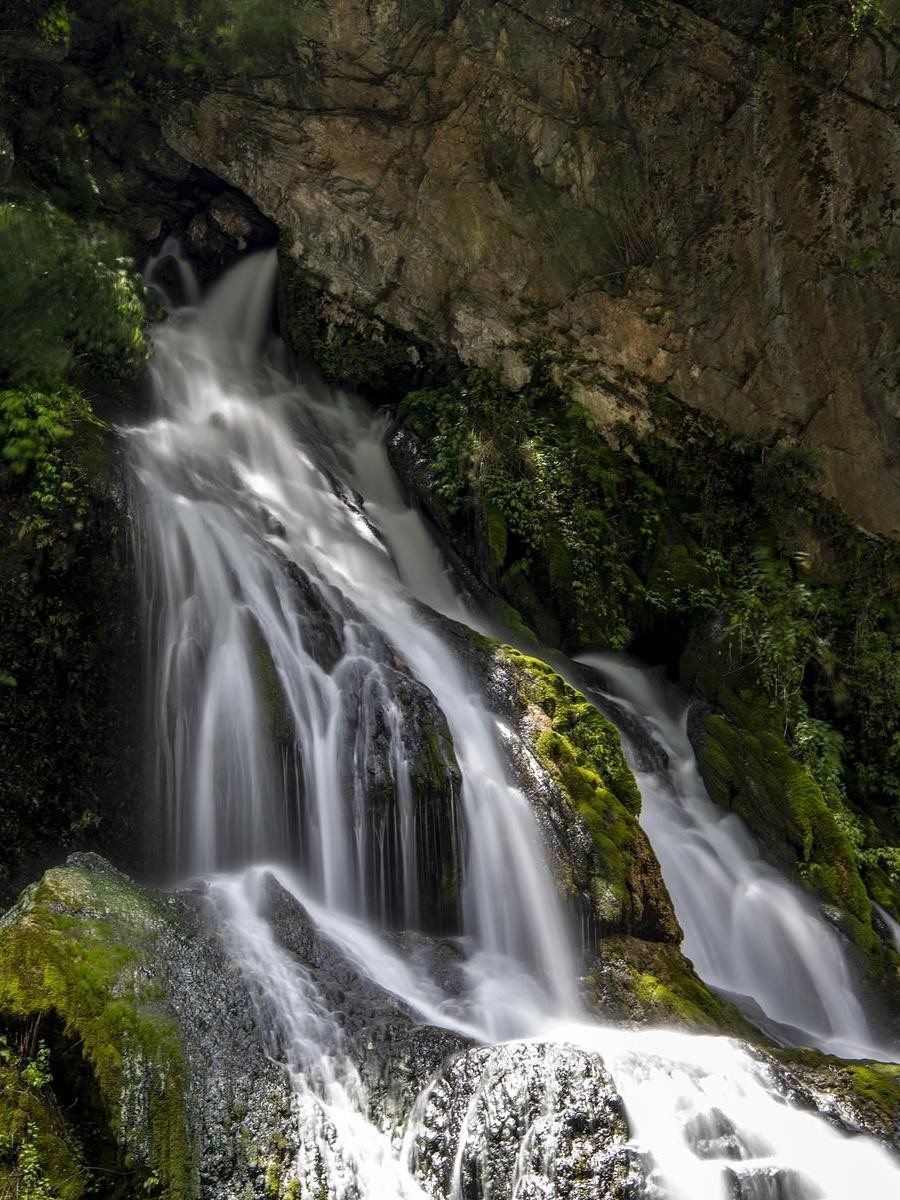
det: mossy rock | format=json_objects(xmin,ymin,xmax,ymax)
[
  {"xmin": 589, "ymin": 935, "xmax": 753, "ymax": 1036},
  {"xmin": 683, "ymin": 627, "xmax": 883, "ymax": 961},
  {"xmin": 775, "ymin": 1047, "xmax": 900, "ymax": 1145},
  {"xmin": 0, "ymin": 858, "xmax": 195, "ymax": 1198},
  {"xmin": 696, "ymin": 709, "xmax": 878, "ymax": 955},
  {"xmin": 498, "ymin": 645, "xmax": 680, "ymax": 942}
]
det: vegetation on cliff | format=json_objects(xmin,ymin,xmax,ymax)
[
  {"xmin": 397, "ymin": 355, "xmax": 900, "ymax": 975},
  {"xmin": 0, "ymin": 0, "xmax": 896, "ymax": 1066},
  {"xmin": 0, "ymin": 194, "xmax": 147, "ymax": 899}
]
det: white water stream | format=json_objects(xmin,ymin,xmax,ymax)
[
  {"xmin": 577, "ymin": 654, "xmax": 895, "ymax": 1061},
  {"xmin": 129, "ymin": 250, "xmax": 900, "ymax": 1199}
]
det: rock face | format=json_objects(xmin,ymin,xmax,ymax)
[
  {"xmin": 0, "ymin": 855, "xmax": 652, "ymax": 1199},
  {"xmin": 160, "ymin": 0, "xmax": 900, "ymax": 535}
]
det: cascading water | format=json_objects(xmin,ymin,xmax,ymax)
[
  {"xmin": 876, "ymin": 903, "xmax": 900, "ymax": 954},
  {"xmin": 576, "ymin": 653, "xmax": 896, "ymax": 1061},
  {"xmin": 127, "ymin": 249, "xmax": 900, "ymax": 1199},
  {"xmin": 132, "ymin": 248, "xmax": 575, "ymax": 1026}
]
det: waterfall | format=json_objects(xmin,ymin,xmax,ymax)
[
  {"xmin": 876, "ymin": 903, "xmax": 900, "ymax": 954},
  {"xmin": 576, "ymin": 653, "xmax": 895, "ymax": 1061},
  {"xmin": 127, "ymin": 250, "xmax": 900, "ymax": 1199},
  {"xmin": 130, "ymin": 249, "xmax": 575, "ymax": 1031}
]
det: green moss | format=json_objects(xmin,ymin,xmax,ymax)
[
  {"xmin": 498, "ymin": 645, "xmax": 680, "ymax": 939},
  {"xmin": 697, "ymin": 710, "xmax": 878, "ymax": 954},
  {"xmin": 504, "ymin": 648, "xmax": 640, "ymax": 811},
  {"xmin": 592, "ymin": 936, "xmax": 751, "ymax": 1036},
  {"xmin": 265, "ymin": 1156, "xmax": 282, "ymax": 1197},
  {"xmin": 0, "ymin": 864, "xmax": 196, "ymax": 1198},
  {"xmin": 249, "ymin": 622, "xmax": 293, "ymax": 748},
  {"xmin": 848, "ymin": 1063, "xmax": 900, "ymax": 1123},
  {"xmin": 775, "ymin": 1047, "xmax": 900, "ymax": 1138}
]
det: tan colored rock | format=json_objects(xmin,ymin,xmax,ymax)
[{"xmin": 162, "ymin": 0, "xmax": 900, "ymax": 533}]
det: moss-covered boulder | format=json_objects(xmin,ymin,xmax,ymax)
[
  {"xmin": 698, "ymin": 711, "xmax": 874, "ymax": 944},
  {"xmin": 589, "ymin": 936, "xmax": 752, "ymax": 1037},
  {"xmin": 0, "ymin": 858, "xmax": 194, "ymax": 1197},
  {"xmin": 0, "ymin": 855, "xmax": 331, "ymax": 1200},
  {"xmin": 497, "ymin": 645, "xmax": 680, "ymax": 944},
  {"xmin": 684, "ymin": 632, "xmax": 883, "ymax": 948},
  {"xmin": 774, "ymin": 1047, "xmax": 900, "ymax": 1148},
  {"xmin": 682, "ymin": 626, "xmax": 899, "ymax": 1026},
  {"xmin": 0, "ymin": 855, "xmax": 479, "ymax": 1200}
]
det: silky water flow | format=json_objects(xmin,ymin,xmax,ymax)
[
  {"xmin": 126, "ymin": 248, "xmax": 900, "ymax": 1199},
  {"xmin": 576, "ymin": 653, "xmax": 895, "ymax": 1061}
]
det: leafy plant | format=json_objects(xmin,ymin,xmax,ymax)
[
  {"xmin": 0, "ymin": 387, "xmax": 97, "ymax": 551},
  {"xmin": 0, "ymin": 199, "xmax": 146, "ymax": 392},
  {"xmin": 402, "ymin": 364, "xmax": 664, "ymax": 646},
  {"xmin": 21, "ymin": 1043, "xmax": 52, "ymax": 1092}
]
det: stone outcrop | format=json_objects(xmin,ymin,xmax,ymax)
[{"xmin": 158, "ymin": 0, "xmax": 900, "ymax": 535}]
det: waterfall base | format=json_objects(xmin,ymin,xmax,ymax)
[{"xmin": 2, "ymin": 856, "xmax": 898, "ymax": 1200}]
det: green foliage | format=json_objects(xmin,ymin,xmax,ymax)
[
  {"xmin": 103, "ymin": 0, "xmax": 306, "ymax": 102},
  {"xmin": 400, "ymin": 354, "xmax": 900, "ymax": 921},
  {"xmin": 20, "ymin": 1042, "xmax": 52, "ymax": 1091},
  {"xmin": 0, "ymin": 199, "xmax": 145, "ymax": 392},
  {"xmin": 6, "ymin": 0, "xmax": 306, "ymax": 92},
  {"xmin": 762, "ymin": 0, "xmax": 887, "ymax": 54},
  {"xmin": 37, "ymin": 3, "xmax": 73, "ymax": 44},
  {"xmin": 0, "ymin": 196, "xmax": 144, "ymax": 635},
  {"xmin": 0, "ymin": 1033, "xmax": 87, "ymax": 1200},
  {"xmin": 402, "ymin": 365, "xmax": 664, "ymax": 646},
  {"xmin": 727, "ymin": 549, "xmax": 823, "ymax": 723},
  {"xmin": 0, "ymin": 387, "xmax": 96, "ymax": 548},
  {"xmin": 0, "ymin": 189, "xmax": 142, "ymax": 898}
]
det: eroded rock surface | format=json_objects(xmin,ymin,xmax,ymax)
[{"xmin": 160, "ymin": 0, "xmax": 900, "ymax": 533}]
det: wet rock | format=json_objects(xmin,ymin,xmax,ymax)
[
  {"xmin": 407, "ymin": 1041, "xmax": 648, "ymax": 1200},
  {"xmin": 3, "ymin": 857, "xmax": 898, "ymax": 1198},
  {"xmin": 0, "ymin": 127, "xmax": 13, "ymax": 185}
]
